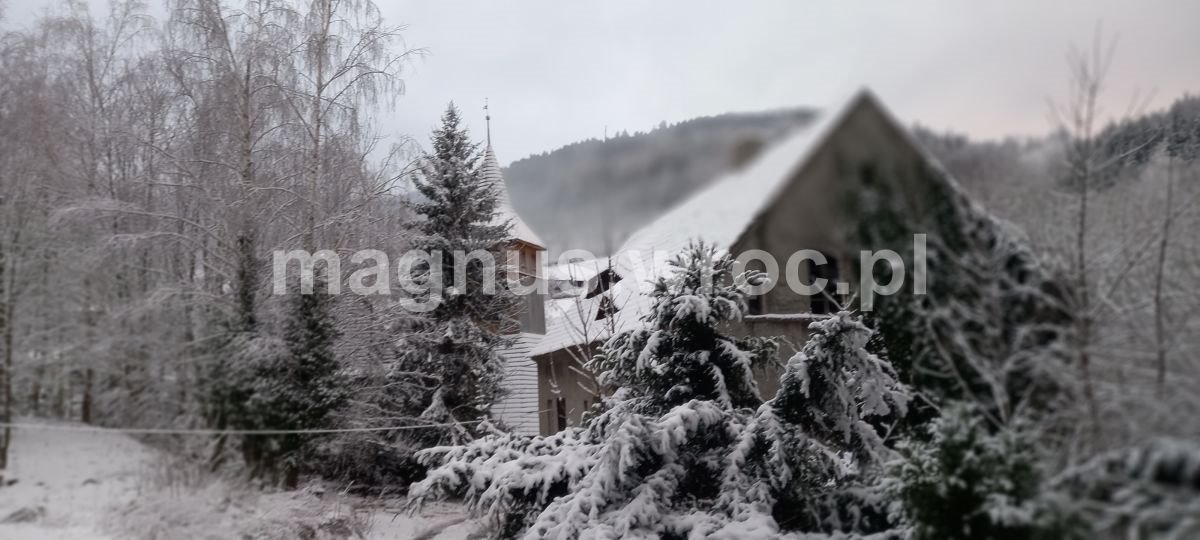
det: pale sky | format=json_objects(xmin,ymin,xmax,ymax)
[{"xmin": 7, "ymin": 1, "xmax": 1200, "ymax": 165}]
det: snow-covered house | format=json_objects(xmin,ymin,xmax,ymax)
[
  {"xmin": 481, "ymin": 142, "xmax": 547, "ymax": 435},
  {"xmin": 527, "ymin": 89, "xmax": 956, "ymax": 435}
]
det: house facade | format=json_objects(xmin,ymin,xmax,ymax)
[{"xmin": 493, "ymin": 90, "xmax": 954, "ymax": 436}]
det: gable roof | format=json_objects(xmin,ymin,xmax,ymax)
[
  {"xmin": 480, "ymin": 144, "xmax": 546, "ymax": 249},
  {"xmin": 532, "ymin": 89, "xmax": 908, "ymax": 357}
]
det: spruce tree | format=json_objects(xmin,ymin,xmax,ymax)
[
  {"xmin": 593, "ymin": 243, "xmax": 776, "ymax": 415},
  {"xmin": 230, "ymin": 275, "xmax": 346, "ymax": 487},
  {"xmin": 719, "ymin": 311, "xmax": 911, "ymax": 535},
  {"xmin": 892, "ymin": 403, "xmax": 1066, "ymax": 540},
  {"xmin": 400, "ymin": 103, "xmax": 518, "ymax": 439}
]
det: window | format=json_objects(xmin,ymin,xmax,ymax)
[
  {"xmin": 555, "ymin": 397, "xmax": 567, "ymax": 431},
  {"xmin": 595, "ymin": 295, "xmax": 618, "ymax": 320},
  {"xmin": 746, "ymin": 294, "xmax": 765, "ymax": 315},
  {"xmin": 744, "ymin": 266, "xmax": 769, "ymax": 315},
  {"xmin": 584, "ymin": 268, "xmax": 622, "ymax": 299},
  {"xmin": 808, "ymin": 254, "xmax": 840, "ymax": 315},
  {"xmin": 580, "ymin": 399, "xmax": 591, "ymax": 425}
]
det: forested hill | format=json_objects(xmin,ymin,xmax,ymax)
[
  {"xmin": 504, "ymin": 94, "xmax": 1200, "ymax": 256},
  {"xmin": 503, "ymin": 108, "xmax": 816, "ymax": 255}
]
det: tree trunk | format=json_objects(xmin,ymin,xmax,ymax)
[
  {"xmin": 1154, "ymin": 154, "xmax": 1175, "ymax": 389},
  {"xmin": 1075, "ymin": 152, "xmax": 1100, "ymax": 433},
  {"xmin": 30, "ymin": 366, "xmax": 42, "ymax": 417},
  {"xmin": 81, "ymin": 368, "xmax": 94, "ymax": 424},
  {"xmin": 2, "ymin": 299, "xmax": 11, "ymax": 471},
  {"xmin": 0, "ymin": 239, "xmax": 9, "ymax": 470}
]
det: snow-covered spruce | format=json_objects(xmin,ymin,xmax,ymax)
[
  {"xmin": 889, "ymin": 402, "xmax": 1070, "ymax": 539},
  {"xmin": 407, "ymin": 243, "xmax": 911, "ymax": 539},
  {"xmin": 209, "ymin": 276, "xmax": 347, "ymax": 487},
  {"xmin": 396, "ymin": 103, "xmax": 519, "ymax": 444},
  {"xmin": 720, "ymin": 311, "xmax": 910, "ymax": 535}
]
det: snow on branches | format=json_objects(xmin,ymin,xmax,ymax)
[
  {"xmin": 407, "ymin": 243, "xmax": 912, "ymax": 539},
  {"xmin": 590, "ymin": 243, "xmax": 777, "ymax": 414},
  {"xmin": 1049, "ymin": 437, "xmax": 1200, "ymax": 538},
  {"xmin": 718, "ymin": 312, "xmax": 911, "ymax": 535},
  {"xmin": 398, "ymin": 103, "xmax": 518, "ymax": 433}
]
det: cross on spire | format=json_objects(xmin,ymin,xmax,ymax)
[{"xmin": 484, "ymin": 98, "xmax": 491, "ymax": 146}]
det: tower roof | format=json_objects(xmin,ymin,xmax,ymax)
[{"xmin": 480, "ymin": 144, "xmax": 546, "ymax": 249}]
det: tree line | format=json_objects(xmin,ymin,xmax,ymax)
[{"xmin": 0, "ymin": 0, "xmax": 518, "ymax": 490}]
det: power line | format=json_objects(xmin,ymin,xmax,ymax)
[{"xmin": 0, "ymin": 421, "xmax": 481, "ymax": 436}]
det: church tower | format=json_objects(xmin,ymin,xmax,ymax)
[
  {"xmin": 477, "ymin": 101, "xmax": 545, "ymax": 334},
  {"xmin": 480, "ymin": 101, "xmax": 546, "ymax": 434}
]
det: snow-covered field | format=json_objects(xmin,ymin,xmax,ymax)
[
  {"xmin": 0, "ymin": 421, "xmax": 151, "ymax": 539},
  {"xmin": 0, "ymin": 421, "xmax": 478, "ymax": 539}
]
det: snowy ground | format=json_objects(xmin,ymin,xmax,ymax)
[
  {"xmin": 0, "ymin": 420, "xmax": 479, "ymax": 539},
  {"xmin": 0, "ymin": 420, "xmax": 151, "ymax": 539}
]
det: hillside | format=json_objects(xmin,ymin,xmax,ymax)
[
  {"xmin": 505, "ymin": 94, "xmax": 1200, "ymax": 256},
  {"xmin": 503, "ymin": 108, "xmax": 815, "ymax": 255}
]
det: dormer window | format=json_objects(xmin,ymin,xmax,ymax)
[{"xmin": 584, "ymin": 268, "xmax": 622, "ymax": 299}]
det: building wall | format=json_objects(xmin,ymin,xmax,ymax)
[
  {"xmin": 495, "ymin": 242, "xmax": 546, "ymax": 434},
  {"xmin": 724, "ymin": 99, "xmax": 936, "ymax": 380},
  {"xmin": 533, "ymin": 99, "xmax": 941, "ymax": 433},
  {"xmin": 535, "ymin": 348, "xmax": 597, "ymax": 435},
  {"xmin": 492, "ymin": 334, "xmax": 543, "ymax": 435},
  {"xmin": 513, "ymin": 242, "xmax": 546, "ymax": 334}
]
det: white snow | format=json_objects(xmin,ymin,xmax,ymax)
[
  {"xmin": 743, "ymin": 312, "xmax": 831, "ymax": 321},
  {"xmin": 0, "ymin": 420, "xmax": 481, "ymax": 539},
  {"xmin": 544, "ymin": 259, "xmax": 606, "ymax": 282},
  {"xmin": 0, "ymin": 420, "xmax": 152, "ymax": 539}
]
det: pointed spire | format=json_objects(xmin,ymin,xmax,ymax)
[
  {"xmin": 477, "ymin": 119, "xmax": 545, "ymax": 250},
  {"xmin": 484, "ymin": 98, "xmax": 491, "ymax": 147}
]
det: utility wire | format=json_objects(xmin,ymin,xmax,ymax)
[{"xmin": 0, "ymin": 421, "xmax": 481, "ymax": 436}]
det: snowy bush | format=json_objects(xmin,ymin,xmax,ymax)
[
  {"xmin": 408, "ymin": 243, "xmax": 911, "ymax": 539},
  {"xmin": 890, "ymin": 402, "xmax": 1079, "ymax": 540},
  {"xmin": 1049, "ymin": 438, "xmax": 1200, "ymax": 538}
]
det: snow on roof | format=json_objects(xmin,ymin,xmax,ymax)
[
  {"xmin": 481, "ymin": 144, "xmax": 546, "ymax": 249},
  {"xmin": 545, "ymin": 258, "xmax": 607, "ymax": 282},
  {"xmin": 532, "ymin": 89, "xmax": 882, "ymax": 358}
]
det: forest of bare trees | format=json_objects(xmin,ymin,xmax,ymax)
[{"xmin": 0, "ymin": 0, "xmax": 424, "ymax": 477}]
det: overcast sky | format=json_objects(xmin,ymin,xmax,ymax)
[{"xmin": 7, "ymin": 1, "xmax": 1200, "ymax": 165}]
